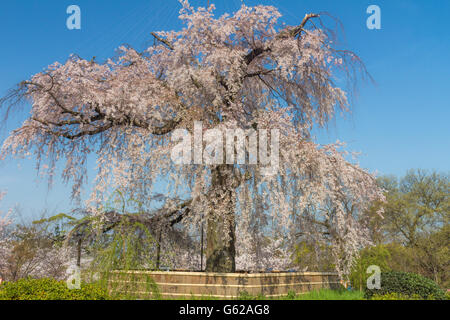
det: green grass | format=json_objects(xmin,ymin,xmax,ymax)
[
  {"xmin": 141, "ymin": 289, "xmax": 364, "ymax": 300},
  {"xmin": 283, "ymin": 289, "xmax": 364, "ymax": 300}
]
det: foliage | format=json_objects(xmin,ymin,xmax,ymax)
[
  {"xmin": 89, "ymin": 220, "xmax": 158, "ymax": 274},
  {"xmin": 236, "ymin": 290, "xmax": 266, "ymax": 300},
  {"xmin": 370, "ymin": 292, "xmax": 436, "ymax": 300},
  {"xmin": 288, "ymin": 289, "xmax": 364, "ymax": 300},
  {"xmin": 379, "ymin": 170, "xmax": 449, "ymax": 247},
  {"xmin": 32, "ymin": 212, "xmax": 78, "ymax": 242},
  {"xmin": 412, "ymin": 224, "xmax": 450, "ymax": 287},
  {"xmin": 363, "ymin": 170, "xmax": 449, "ymax": 287},
  {"xmin": 233, "ymin": 289, "xmax": 364, "ymax": 300},
  {"xmin": 350, "ymin": 245, "xmax": 391, "ymax": 291},
  {"xmin": 105, "ymin": 272, "xmax": 161, "ymax": 300},
  {"xmin": 286, "ymin": 290, "xmax": 297, "ymax": 300},
  {"xmin": 364, "ymin": 271, "xmax": 446, "ymax": 300},
  {"xmin": 0, "ymin": 278, "xmax": 111, "ymax": 300},
  {"xmin": 292, "ymin": 241, "xmax": 335, "ymax": 272},
  {"xmin": 382, "ymin": 242, "xmax": 417, "ymax": 273},
  {"xmin": 79, "ymin": 189, "xmax": 199, "ymax": 277}
]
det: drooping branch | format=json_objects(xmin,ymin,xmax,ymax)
[
  {"xmin": 65, "ymin": 199, "xmax": 192, "ymax": 244},
  {"xmin": 17, "ymin": 77, "xmax": 183, "ymax": 140}
]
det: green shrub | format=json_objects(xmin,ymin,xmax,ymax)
[
  {"xmin": 237, "ymin": 290, "xmax": 256, "ymax": 300},
  {"xmin": 0, "ymin": 278, "xmax": 112, "ymax": 300},
  {"xmin": 292, "ymin": 289, "xmax": 364, "ymax": 300},
  {"xmin": 286, "ymin": 290, "xmax": 297, "ymax": 300},
  {"xmin": 364, "ymin": 271, "xmax": 446, "ymax": 300},
  {"xmin": 350, "ymin": 245, "xmax": 391, "ymax": 291},
  {"xmin": 371, "ymin": 292, "xmax": 432, "ymax": 300}
]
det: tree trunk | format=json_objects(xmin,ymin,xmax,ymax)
[
  {"xmin": 76, "ymin": 238, "xmax": 82, "ymax": 267},
  {"xmin": 205, "ymin": 165, "xmax": 236, "ymax": 272},
  {"xmin": 156, "ymin": 227, "xmax": 162, "ymax": 270}
]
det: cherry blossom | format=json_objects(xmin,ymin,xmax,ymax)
[{"xmin": 0, "ymin": 2, "xmax": 384, "ymax": 278}]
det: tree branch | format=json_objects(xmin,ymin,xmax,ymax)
[
  {"xmin": 151, "ymin": 32, "xmax": 174, "ymax": 51},
  {"xmin": 244, "ymin": 13, "xmax": 320, "ymax": 66}
]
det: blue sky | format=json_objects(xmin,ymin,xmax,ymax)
[{"xmin": 0, "ymin": 0, "xmax": 449, "ymax": 218}]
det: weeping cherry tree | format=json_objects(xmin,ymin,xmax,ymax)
[{"xmin": 0, "ymin": 2, "xmax": 384, "ymax": 278}]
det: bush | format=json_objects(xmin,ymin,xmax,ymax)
[
  {"xmin": 350, "ymin": 245, "xmax": 391, "ymax": 291},
  {"xmin": 364, "ymin": 271, "xmax": 446, "ymax": 300},
  {"xmin": 237, "ymin": 290, "xmax": 266, "ymax": 300},
  {"xmin": 371, "ymin": 292, "xmax": 432, "ymax": 300},
  {"xmin": 0, "ymin": 278, "xmax": 112, "ymax": 300}
]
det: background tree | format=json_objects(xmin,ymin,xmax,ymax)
[
  {"xmin": 381, "ymin": 170, "xmax": 448, "ymax": 246},
  {"xmin": 413, "ymin": 225, "xmax": 449, "ymax": 286},
  {"xmin": 361, "ymin": 169, "xmax": 449, "ymax": 287},
  {"xmin": 0, "ymin": 209, "xmax": 72, "ymax": 282},
  {"xmin": 0, "ymin": 2, "xmax": 383, "ymax": 275}
]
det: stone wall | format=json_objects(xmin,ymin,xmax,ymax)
[{"xmin": 107, "ymin": 270, "xmax": 341, "ymax": 299}]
